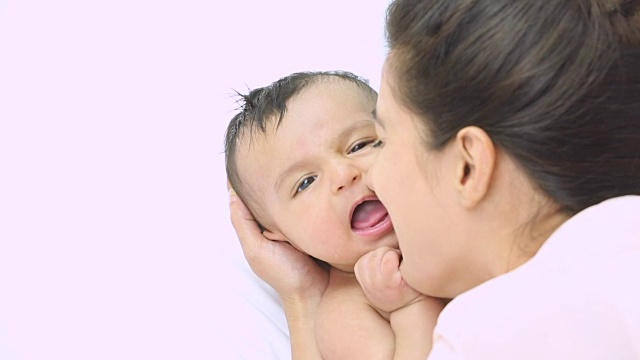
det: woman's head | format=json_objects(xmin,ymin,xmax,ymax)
[{"xmin": 369, "ymin": 0, "xmax": 640, "ymax": 297}]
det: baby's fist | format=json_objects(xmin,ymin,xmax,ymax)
[{"xmin": 355, "ymin": 247, "xmax": 423, "ymax": 313}]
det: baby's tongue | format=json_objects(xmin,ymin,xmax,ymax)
[{"xmin": 351, "ymin": 200, "xmax": 388, "ymax": 230}]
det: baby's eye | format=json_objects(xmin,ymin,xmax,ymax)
[
  {"xmin": 371, "ymin": 139, "xmax": 384, "ymax": 149},
  {"xmin": 296, "ymin": 175, "xmax": 317, "ymax": 193},
  {"xmin": 348, "ymin": 139, "xmax": 376, "ymax": 154}
]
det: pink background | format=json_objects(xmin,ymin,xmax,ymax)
[{"xmin": 0, "ymin": 0, "xmax": 389, "ymax": 358}]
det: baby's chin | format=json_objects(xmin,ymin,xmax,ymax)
[
  {"xmin": 311, "ymin": 233, "xmax": 400, "ymax": 274},
  {"xmin": 328, "ymin": 250, "xmax": 400, "ymax": 274},
  {"xmin": 324, "ymin": 259, "xmax": 358, "ymax": 274},
  {"xmin": 385, "ymin": 233, "xmax": 400, "ymax": 249},
  {"xmin": 372, "ymin": 232, "xmax": 400, "ymax": 253}
]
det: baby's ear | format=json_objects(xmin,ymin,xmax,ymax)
[{"xmin": 262, "ymin": 228, "xmax": 288, "ymax": 242}]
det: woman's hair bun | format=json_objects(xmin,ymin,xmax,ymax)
[{"xmin": 599, "ymin": 0, "xmax": 640, "ymax": 44}]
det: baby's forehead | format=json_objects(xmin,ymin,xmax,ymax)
[
  {"xmin": 234, "ymin": 77, "xmax": 376, "ymax": 190},
  {"xmin": 238, "ymin": 80, "xmax": 373, "ymax": 142},
  {"xmin": 238, "ymin": 80, "xmax": 376, "ymax": 156}
]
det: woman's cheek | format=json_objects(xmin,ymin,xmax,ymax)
[
  {"xmin": 366, "ymin": 151, "xmax": 383, "ymax": 193},
  {"xmin": 377, "ymin": 153, "xmax": 395, "ymax": 205}
]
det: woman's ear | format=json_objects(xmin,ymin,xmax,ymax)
[{"xmin": 453, "ymin": 126, "xmax": 496, "ymax": 208}]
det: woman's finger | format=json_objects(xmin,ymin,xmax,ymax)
[{"xmin": 229, "ymin": 189, "xmax": 265, "ymax": 258}]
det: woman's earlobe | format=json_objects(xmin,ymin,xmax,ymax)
[{"xmin": 455, "ymin": 126, "xmax": 496, "ymax": 208}]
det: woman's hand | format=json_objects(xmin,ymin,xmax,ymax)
[
  {"xmin": 354, "ymin": 246, "xmax": 425, "ymax": 313},
  {"xmin": 229, "ymin": 189, "xmax": 328, "ymax": 359},
  {"xmin": 229, "ymin": 189, "xmax": 329, "ymax": 303}
]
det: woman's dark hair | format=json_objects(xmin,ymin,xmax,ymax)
[
  {"xmin": 385, "ymin": 0, "xmax": 640, "ymax": 214},
  {"xmin": 225, "ymin": 71, "xmax": 376, "ymax": 205}
]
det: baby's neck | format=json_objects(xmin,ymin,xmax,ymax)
[{"xmin": 328, "ymin": 266, "xmax": 356, "ymax": 280}]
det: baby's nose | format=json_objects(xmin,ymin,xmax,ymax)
[{"xmin": 332, "ymin": 162, "xmax": 361, "ymax": 193}]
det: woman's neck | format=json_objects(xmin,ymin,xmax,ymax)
[
  {"xmin": 503, "ymin": 204, "xmax": 570, "ymax": 272},
  {"xmin": 480, "ymin": 153, "xmax": 571, "ymax": 283}
]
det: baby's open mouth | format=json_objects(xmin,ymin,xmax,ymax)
[{"xmin": 351, "ymin": 200, "xmax": 389, "ymax": 231}]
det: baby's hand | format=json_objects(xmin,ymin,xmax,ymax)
[{"xmin": 354, "ymin": 247, "xmax": 424, "ymax": 313}]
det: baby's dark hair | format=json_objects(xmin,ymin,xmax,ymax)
[{"xmin": 224, "ymin": 70, "xmax": 377, "ymax": 209}]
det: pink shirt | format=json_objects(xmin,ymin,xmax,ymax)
[{"xmin": 429, "ymin": 196, "xmax": 640, "ymax": 360}]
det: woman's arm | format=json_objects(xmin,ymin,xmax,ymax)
[
  {"xmin": 229, "ymin": 190, "xmax": 327, "ymax": 359},
  {"xmin": 279, "ymin": 294, "xmax": 324, "ymax": 360}
]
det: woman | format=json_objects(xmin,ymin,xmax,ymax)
[{"xmin": 230, "ymin": 0, "xmax": 640, "ymax": 358}]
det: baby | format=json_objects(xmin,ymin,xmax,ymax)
[{"xmin": 225, "ymin": 71, "xmax": 442, "ymax": 359}]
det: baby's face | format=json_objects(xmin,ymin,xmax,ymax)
[{"xmin": 236, "ymin": 81, "xmax": 398, "ymax": 272}]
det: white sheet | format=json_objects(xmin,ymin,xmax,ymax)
[{"xmin": 0, "ymin": 0, "xmax": 389, "ymax": 358}]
